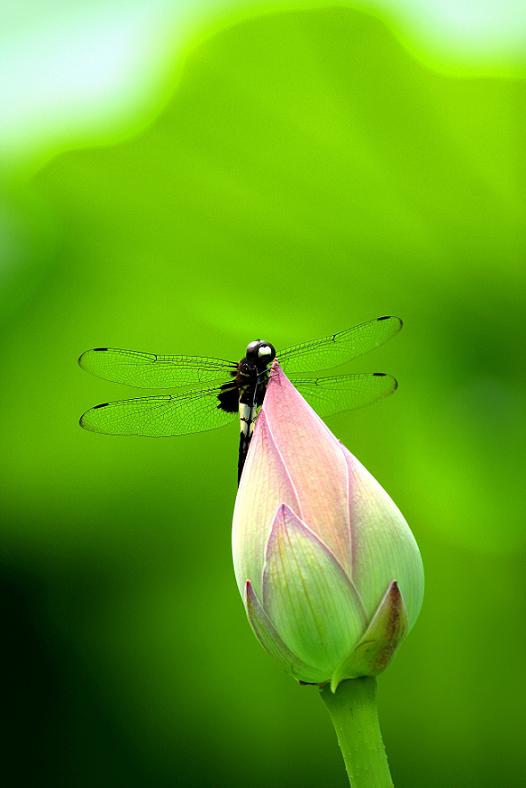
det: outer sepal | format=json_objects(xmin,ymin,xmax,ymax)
[
  {"xmin": 245, "ymin": 580, "xmax": 326, "ymax": 683},
  {"xmin": 331, "ymin": 581, "xmax": 408, "ymax": 691}
]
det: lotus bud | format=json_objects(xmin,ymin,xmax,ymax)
[{"xmin": 232, "ymin": 362, "xmax": 424, "ymax": 690}]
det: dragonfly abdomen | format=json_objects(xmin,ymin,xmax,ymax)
[
  {"xmin": 237, "ymin": 398, "xmax": 260, "ymax": 483},
  {"xmin": 239, "ymin": 401, "xmax": 257, "ymax": 437},
  {"xmin": 235, "ymin": 363, "xmax": 272, "ymax": 482}
]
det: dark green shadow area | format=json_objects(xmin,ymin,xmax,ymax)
[{"xmin": 1, "ymin": 7, "xmax": 525, "ymax": 788}]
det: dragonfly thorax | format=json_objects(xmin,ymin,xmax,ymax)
[{"xmin": 245, "ymin": 339, "xmax": 276, "ymax": 368}]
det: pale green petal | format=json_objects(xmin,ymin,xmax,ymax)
[{"xmin": 263, "ymin": 504, "xmax": 366, "ymax": 678}]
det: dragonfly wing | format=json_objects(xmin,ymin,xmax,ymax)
[
  {"xmin": 289, "ymin": 373, "xmax": 398, "ymax": 418},
  {"xmin": 80, "ymin": 386, "xmax": 238, "ymax": 436},
  {"xmin": 277, "ymin": 316, "xmax": 402, "ymax": 374},
  {"xmin": 78, "ymin": 347, "xmax": 237, "ymax": 388}
]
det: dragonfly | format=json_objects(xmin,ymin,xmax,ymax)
[{"xmin": 79, "ymin": 315, "xmax": 402, "ymax": 482}]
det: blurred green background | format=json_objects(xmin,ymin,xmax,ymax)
[{"xmin": 1, "ymin": 2, "xmax": 525, "ymax": 786}]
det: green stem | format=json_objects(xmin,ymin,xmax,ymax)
[{"xmin": 320, "ymin": 677, "xmax": 393, "ymax": 788}]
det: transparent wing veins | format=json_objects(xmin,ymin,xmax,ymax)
[
  {"xmin": 78, "ymin": 347, "xmax": 237, "ymax": 388},
  {"xmin": 288, "ymin": 372, "xmax": 398, "ymax": 417},
  {"xmin": 80, "ymin": 384, "xmax": 238, "ymax": 436},
  {"xmin": 277, "ymin": 316, "xmax": 403, "ymax": 374}
]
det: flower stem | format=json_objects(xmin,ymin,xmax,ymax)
[{"xmin": 320, "ymin": 677, "xmax": 393, "ymax": 788}]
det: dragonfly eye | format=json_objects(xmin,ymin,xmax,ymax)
[
  {"xmin": 246, "ymin": 340, "xmax": 276, "ymax": 363},
  {"xmin": 257, "ymin": 343, "xmax": 275, "ymax": 361},
  {"xmin": 246, "ymin": 340, "xmax": 260, "ymax": 357}
]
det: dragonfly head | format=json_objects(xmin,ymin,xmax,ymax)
[{"xmin": 245, "ymin": 339, "xmax": 276, "ymax": 368}]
